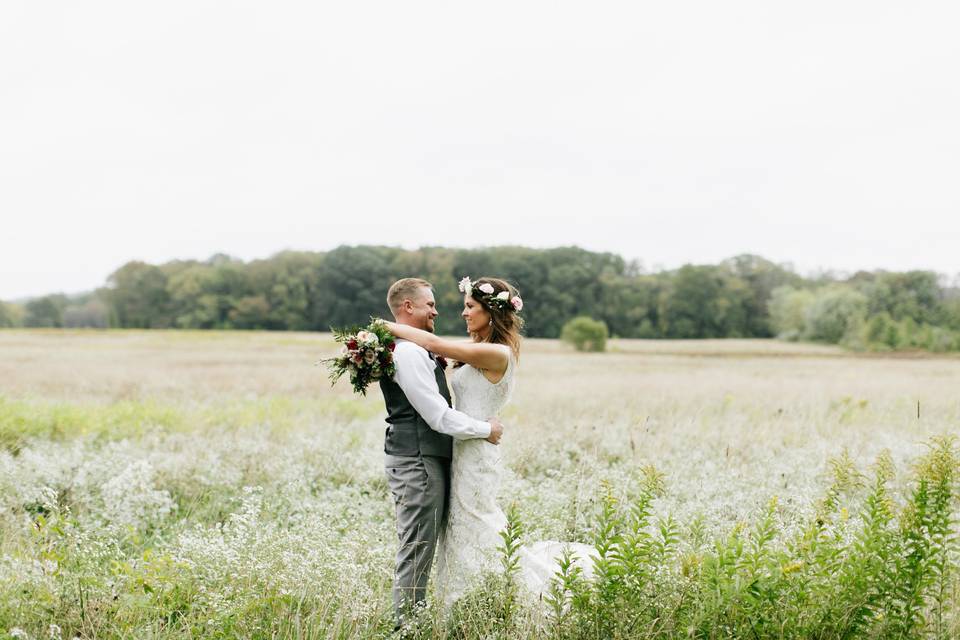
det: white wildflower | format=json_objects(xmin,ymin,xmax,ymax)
[{"xmin": 100, "ymin": 460, "xmax": 174, "ymax": 530}]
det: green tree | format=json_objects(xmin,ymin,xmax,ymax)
[
  {"xmin": 943, "ymin": 296, "xmax": 960, "ymax": 331},
  {"xmin": 247, "ymin": 251, "xmax": 323, "ymax": 330},
  {"xmin": 228, "ymin": 295, "xmax": 271, "ymax": 329},
  {"xmin": 924, "ymin": 326, "xmax": 960, "ymax": 352},
  {"xmin": 63, "ymin": 298, "xmax": 109, "ymax": 328},
  {"xmin": 205, "ymin": 257, "xmax": 255, "ymax": 328},
  {"xmin": 658, "ymin": 265, "xmax": 751, "ymax": 338},
  {"xmin": 314, "ymin": 246, "xmax": 399, "ymax": 329},
  {"xmin": 162, "ymin": 256, "xmax": 254, "ymax": 329},
  {"xmin": 453, "ymin": 246, "xmax": 626, "ymax": 338},
  {"xmin": 722, "ymin": 254, "xmax": 803, "ymax": 337},
  {"xmin": 15, "ymin": 246, "xmax": 960, "ymax": 352},
  {"xmin": 768, "ymin": 286, "xmax": 815, "ymax": 340},
  {"xmin": 561, "ymin": 316, "xmax": 609, "ymax": 352},
  {"xmin": 0, "ymin": 301, "xmax": 22, "ymax": 328},
  {"xmin": 803, "ymin": 286, "xmax": 867, "ymax": 344},
  {"xmin": 898, "ymin": 317, "xmax": 921, "ymax": 348},
  {"xmin": 597, "ymin": 272, "xmax": 661, "ymax": 339},
  {"xmin": 861, "ymin": 271, "xmax": 942, "ymax": 325},
  {"xmin": 165, "ymin": 262, "xmax": 218, "ymax": 328},
  {"xmin": 23, "ymin": 294, "xmax": 68, "ymax": 328},
  {"xmin": 105, "ymin": 261, "xmax": 171, "ymax": 328},
  {"xmin": 864, "ymin": 312, "xmax": 900, "ymax": 349}
]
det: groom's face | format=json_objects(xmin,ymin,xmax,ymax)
[{"xmin": 409, "ymin": 286, "xmax": 438, "ymax": 333}]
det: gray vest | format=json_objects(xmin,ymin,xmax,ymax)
[{"xmin": 380, "ymin": 352, "xmax": 454, "ymax": 458}]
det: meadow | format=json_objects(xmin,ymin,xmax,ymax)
[{"xmin": 1, "ymin": 330, "xmax": 958, "ymax": 639}]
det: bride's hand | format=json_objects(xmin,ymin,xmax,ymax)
[
  {"xmin": 485, "ymin": 418, "xmax": 503, "ymax": 445},
  {"xmin": 382, "ymin": 320, "xmax": 400, "ymax": 336}
]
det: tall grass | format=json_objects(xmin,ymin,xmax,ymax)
[
  {"xmin": 2, "ymin": 332, "xmax": 960, "ymax": 638},
  {"xmin": 399, "ymin": 438, "xmax": 959, "ymax": 639},
  {"xmin": 8, "ymin": 439, "xmax": 955, "ymax": 639}
]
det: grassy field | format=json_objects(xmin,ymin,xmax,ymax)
[{"xmin": 1, "ymin": 330, "xmax": 958, "ymax": 639}]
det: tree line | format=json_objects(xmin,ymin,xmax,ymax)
[{"xmin": 3, "ymin": 246, "xmax": 960, "ymax": 351}]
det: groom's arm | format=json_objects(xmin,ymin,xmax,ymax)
[{"xmin": 392, "ymin": 341, "xmax": 493, "ymax": 441}]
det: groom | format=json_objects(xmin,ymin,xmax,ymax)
[{"xmin": 381, "ymin": 278, "xmax": 504, "ymax": 626}]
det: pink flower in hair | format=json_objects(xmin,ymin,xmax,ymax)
[{"xmin": 511, "ymin": 296, "xmax": 523, "ymax": 311}]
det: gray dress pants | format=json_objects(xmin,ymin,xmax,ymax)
[{"xmin": 384, "ymin": 454, "xmax": 450, "ymax": 624}]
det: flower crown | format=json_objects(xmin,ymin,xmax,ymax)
[{"xmin": 458, "ymin": 277, "xmax": 523, "ymax": 313}]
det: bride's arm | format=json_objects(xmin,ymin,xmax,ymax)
[{"xmin": 384, "ymin": 321, "xmax": 509, "ymax": 373}]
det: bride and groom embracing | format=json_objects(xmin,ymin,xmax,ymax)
[{"xmin": 378, "ymin": 277, "xmax": 592, "ymax": 628}]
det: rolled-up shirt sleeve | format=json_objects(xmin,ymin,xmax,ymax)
[{"xmin": 392, "ymin": 341, "xmax": 492, "ymax": 440}]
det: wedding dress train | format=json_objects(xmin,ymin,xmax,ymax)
[{"xmin": 436, "ymin": 351, "xmax": 594, "ymax": 609}]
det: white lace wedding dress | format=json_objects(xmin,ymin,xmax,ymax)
[{"xmin": 436, "ymin": 350, "xmax": 594, "ymax": 609}]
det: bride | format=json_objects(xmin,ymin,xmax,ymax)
[{"xmin": 386, "ymin": 276, "xmax": 593, "ymax": 609}]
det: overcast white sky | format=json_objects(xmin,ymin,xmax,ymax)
[{"xmin": 2, "ymin": 1, "xmax": 959, "ymax": 300}]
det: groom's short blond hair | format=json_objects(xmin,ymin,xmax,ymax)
[{"xmin": 387, "ymin": 278, "xmax": 433, "ymax": 314}]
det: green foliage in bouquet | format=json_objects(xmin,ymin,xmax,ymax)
[{"xmin": 323, "ymin": 318, "xmax": 396, "ymax": 395}]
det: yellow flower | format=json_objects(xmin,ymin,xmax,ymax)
[{"xmin": 781, "ymin": 560, "xmax": 804, "ymax": 575}]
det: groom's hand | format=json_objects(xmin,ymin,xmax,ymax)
[{"xmin": 485, "ymin": 418, "xmax": 503, "ymax": 445}]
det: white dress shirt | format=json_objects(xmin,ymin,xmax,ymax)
[{"xmin": 392, "ymin": 340, "xmax": 492, "ymax": 440}]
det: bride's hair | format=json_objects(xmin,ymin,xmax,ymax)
[{"xmin": 468, "ymin": 277, "xmax": 523, "ymax": 359}]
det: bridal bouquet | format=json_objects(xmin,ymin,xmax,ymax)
[{"xmin": 321, "ymin": 318, "xmax": 397, "ymax": 395}]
